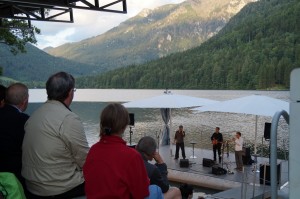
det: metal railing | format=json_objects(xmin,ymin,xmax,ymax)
[{"xmin": 270, "ymin": 110, "xmax": 289, "ymax": 199}]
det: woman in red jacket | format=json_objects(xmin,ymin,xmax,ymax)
[{"xmin": 83, "ymin": 103, "xmax": 150, "ymax": 199}]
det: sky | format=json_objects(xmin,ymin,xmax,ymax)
[{"xmin": 33, "ymin": 0, "xmax": 185, "ymax": 49}]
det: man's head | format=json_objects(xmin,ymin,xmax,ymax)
[
  {"xmin": 136, "ymin": 136, "xmax": 157, "ymax": 160},
  {"xmin": 0, "ymin": 84, "xmax": 6, "ymax": 108},
  {"xmin": 179, "ymin": 125, "xmax": 183, "ymax": 131},
  {"xmin": 100, "ymin": 103, "xmax": 129, "ymax": 136},
  {"xmin": 215, "ymin": 127, "xmax": 220, "ymax": 133},
  {"xmin": 46, "ymin": 72, "xmax": 75, "ymax": 106},
  {"xmin": 6, "ymin": 83, "xmax": 29, "ymax": 112},
  {"xmin": 236, "ymin": 131, "xmax": 241, "ymax": 138}
]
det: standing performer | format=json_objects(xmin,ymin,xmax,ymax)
[
  {"xmin": 211, "ymin": 127, "xmax": 223, "ymax": 163},
  {"xmin": 233, "ymin": 132, "xmax": 244, "ymax": 172},
  {"xmin": 174, "ymin": 125, "xmax": 186, "ymax": 160}
]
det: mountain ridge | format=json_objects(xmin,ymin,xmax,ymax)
[
  {"xmin": 46, "ymin": 0, "xmax": 256, "ymax": 70},
  {"xmin": 76, "ymin": 0, "xmax": 299, "ymax": 90}
]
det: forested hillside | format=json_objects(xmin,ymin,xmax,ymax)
[
  {"xmin": 77, "ymin": 0, "xmax": 299, "ymax": 90},
  {"xmin": 0, "ymin": 43, "xmax": 105, "ymax": 86}
]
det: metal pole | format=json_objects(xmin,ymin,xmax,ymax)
[
  {"xmin": 170, "ymin": 108, "xmax": 173, "ymax": 157},
  {"xmin": 254, "ymin": 115, "xmax": 258, "ymax": 154},
  {"xmin": 270, "ymin": 110, "xmax": 289, "ymax": 199}
]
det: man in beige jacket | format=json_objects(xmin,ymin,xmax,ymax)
[{"xmin": 22, "ymin": 72, "xmax": 89, "ymax": 198}]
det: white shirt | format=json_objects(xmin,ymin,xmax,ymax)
[{"xmin": 235, "ymin": 137, "xmax": 243, "ymax": 151}]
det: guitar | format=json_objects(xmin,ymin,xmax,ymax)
[
  {"xmin": 212, "ymin": 139, "xmax": 219, "ymax": 145},
  {"xmin": 212, "ymin": 139, "xmax": 230, "ymax": 145}
]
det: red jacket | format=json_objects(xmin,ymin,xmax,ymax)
[{"xmin": 83, "ymin": 135, "xmax": 150, "ymax": 199}]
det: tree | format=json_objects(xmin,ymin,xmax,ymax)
[{"xmin": 0, "ymin": 19, "xmax": 40, "ymax": 55}]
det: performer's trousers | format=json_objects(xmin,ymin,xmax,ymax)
[{"xmin": 175, "ymin": 142, "xmax": 186, "ymax": 159}]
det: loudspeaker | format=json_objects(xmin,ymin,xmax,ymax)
[
  {"xmin": 129, "ymin": 113, "xmax": 135, "ymax": 126},
  {"xmin": 264, "ymin": 122, "xmax": 271, "ymax": 140},
  {"xmin": 179, "ymin": 159, "xmax": 189, "ymax": 168},
  {"xmin": 212, "ymin": 165, "xmax": 227, "ymax": 175},
  {"xmin": 242, "ymin": 156, "xmax": 253, "ymax": 165},
  {"xmin": 242, "ymin": 147, "xmax": 251, "ymax": 157},
  {"xmin": 259, "ymin": 164, "xmax": 281, "ymax": 185},
  {"xmin": 202, "ymin": 158, "xmax": 214, "ymax": 167}
]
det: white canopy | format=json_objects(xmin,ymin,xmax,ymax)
[
  {"xmin": 192, "ymin": 95, "xmax": 289, "ymax": 154},
  {"xmin": 123, "ymin": 93, "xmax": 218, "ymax": 109},
  {"xmin": 193, "ymin": 95, "xmax": 289, "ymax": 116}
]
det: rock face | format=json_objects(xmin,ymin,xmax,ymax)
[{"xmin": 46, "ymin": 0, "xmax": 256, "ymax": 71}]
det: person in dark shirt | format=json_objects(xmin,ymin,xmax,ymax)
[
  {"xmin": 0, "ymin": 84, "xmax": 6, "ymax": 108},
  {"xmin": 174, "ymin": 125, "xmax": 186, "ymax": 160},
  {"xmin": 0, "ymin": 83, "xmax": 29, "ymax": 187},
  {"xmin": 210, "ymin": 127, "xmax": 223, "ymax": 162},
  {"xmin": 136, "ymin": 136, "xmax": 182, "ymax": 199}
]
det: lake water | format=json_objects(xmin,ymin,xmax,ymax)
[{"xmin": 26, "ymin": 89, "xmax": 290, "ymax": 153}]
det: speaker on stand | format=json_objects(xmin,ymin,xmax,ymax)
[
  {"xmin": 264, "ymin": 122, "xmax": 271, "ymax": 140},
  {"xmin": 129, "ymin": 113, "xmax": 135, "ymax": 146},
  {"xmin": 264, "ymin": 122, "xmax": 271, "ymax": 163}
]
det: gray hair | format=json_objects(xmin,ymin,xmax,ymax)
[
  {"xmin": 136, "ymin": 136, "xmax": 157, "ymax": 156},
  {"xmin": 6, "ymin": 83, "xmax": 28, "ymax": 105},
  {"xmin": 46, "ymin": 71, "xmax": 75, "ymax": 101}
]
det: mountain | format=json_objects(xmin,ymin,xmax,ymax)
[
  {"xmin": 0, "ymin": 43, "xmax": 105, "ymax": 84},
  {"xmin": 76, "ymin": 0, "xmax": 300, "ymax": 90},
  {"xmin": 46, "ymin": 0, "xmax": 256, "ymax": 71}
]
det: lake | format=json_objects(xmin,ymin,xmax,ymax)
[{"xmin": 26, "ymin": 89, "xmax": 290, "ymax": 154}]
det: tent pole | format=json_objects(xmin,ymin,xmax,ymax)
[
  {"xmin": 170, "ymin": 108, "xmax": 173, "ymax": 157},
  {"xmin": 254, "ymin": 115, "xmax": 258, "ymax": 154}
]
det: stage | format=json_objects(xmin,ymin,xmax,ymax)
[{"xmin": 156, "ymin": 144, "xmax": 288, "ymax": 198}]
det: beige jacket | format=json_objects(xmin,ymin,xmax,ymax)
[{"xmin": 22, "ymin": 100, "xmax": 90, "ymax": 196}]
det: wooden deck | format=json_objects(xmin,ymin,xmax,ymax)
[{"xmin": 156, "ymin": 144, "xmax": 288, "ymax": 199}]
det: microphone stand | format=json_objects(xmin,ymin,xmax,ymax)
[{"xmin": 129, "ymin": 126, "xmax": 133, "ymax": 146}]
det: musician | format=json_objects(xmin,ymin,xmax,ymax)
[
  {"xmin": 210, "ymin": 127, "xmax": 223, "ymax": 163},
  {"xmin": 232, "ymin": 132, "xmax": 244, "ymax": 172},
  {"xmin": 174, "ymin": 125, "xmax": 186, "ymax": 160}
]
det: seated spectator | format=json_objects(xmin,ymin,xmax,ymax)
[
  {"xmin": 136, "ymin": 136, "xmax": 182, "ymax": 199},
  {"xmin": 179, "ymin": 183, "xmax": 194, "ymax": 199},
  {"xmin": 0, "ymin": 83, "xmax": 29, "ymax": 189},
  {"xmin": 22, "ymin": 72, "xmax": 89, "ymax": 199},
  {"xmin": 146, "ymin": 185, "xmax": 164, "ymax": 199},
  {"xmin": 83, "ymin": 103, "xmax": 150, "ymax": 199},
  {"xmin": 0, "ymin": 84, "xmax": 6, "ymax": 108}
]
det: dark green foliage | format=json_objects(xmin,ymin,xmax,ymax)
[
  {"xmin": 0, "ymin": 19, "xmax": 40, "ymax": 54},
  {"xmin": 77, "ymin": 0, "xmax": 299, "ymax": 89},
  {"xmin": 0, "ymin": 43, "xmax": 106, "ymax": 84}
]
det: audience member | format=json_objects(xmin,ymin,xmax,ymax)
[
  {"xmin": 211, "ymin": 127, "xmax": 223, "ymax": 163},
  {"xmin": 22, "ymin": 72, "xmax": 89, "ymax": 198},
  {"xmin": 174, "ymin": 125, "xmax": 186, "ymax": 160},
  {"xmin": 0, "ymin": 84, "xmax": 6, "ymax": 108},
  {"xmin": 83, "ymin": 103, "xmax": 150, "ymax": 199},
  {"xmin": 179, "ymin": 183, "xmax": 193, "ymax": 199},
  {"xmin": 0, "ymin": 83, "xmax": 29, "ymax": 187},
  {"xmin": 136, "ymin": 136, "xmax": 182, "ymax": 199}
]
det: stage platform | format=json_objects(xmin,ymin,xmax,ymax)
[{"xmin": 156, "ymin": 144, "xmax": 288, "ymax": 198}]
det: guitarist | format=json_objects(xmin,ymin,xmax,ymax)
[{"xmin": 210, "ymin": 127, "xmax": 223, "ymax": 163}]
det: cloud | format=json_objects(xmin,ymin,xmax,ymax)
[{"xmin": 33, "ymin": 0, "xmax": 185, "ymax": 49}]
